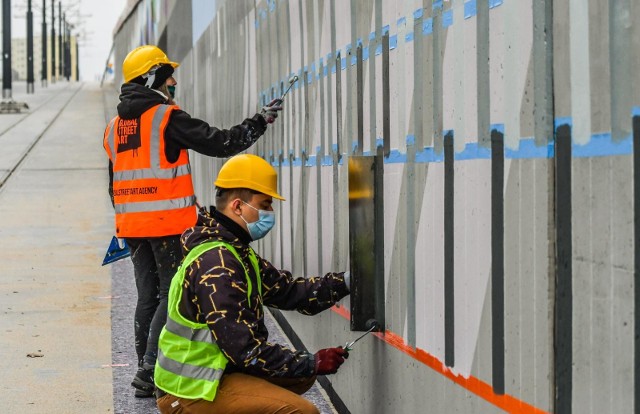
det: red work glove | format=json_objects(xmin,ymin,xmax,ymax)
[{"xmin": 314, "ymin": 347, "xmax": 349, "ymax": 375}]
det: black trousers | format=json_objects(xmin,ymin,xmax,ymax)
[{"xmin": 125, "ymin": 235, "xmax": 182, "ymax": 367}]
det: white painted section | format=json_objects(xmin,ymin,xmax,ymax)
[
  {"xmin": 320, "ymin": 165, "xmax": 336, "ymax": 272},
  {"xmin": 415, "ymin": 163, "xmax": 446, "ymax": 362},
  {"xmin": 383, "ymin": 163, "xmax": 405, "ymax": 318},
  {"xmin": 500, "ymin": 1, "xmax": 520, "ymax": 149},
  {"xmin": 279, "ymin": 166, "xmax": 293, "ymax": 271},
  {"xmin": 463, "ymin": 12, "xmax": 478, "ymax": 146},
  {"xmin": 569, "ymin": 0, "xmax": 592, "ymax": 144},
  {"xmin": 489, "ymin": 4, "xmax": 505, "ymax": 126},
  {"xmin": 452, "ymin": 159, "xmax": 492, "ymax": 377},
  {"xmin": 452, "ymin": 0, "xmax": 466, "ymax": 153}
]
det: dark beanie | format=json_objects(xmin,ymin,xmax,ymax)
[{"xmin": 129, "ymin": 64, "xmax": 174, "ymax": 89}]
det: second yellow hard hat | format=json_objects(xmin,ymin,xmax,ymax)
[{"xmin": 215, "ymin": 154, "xmax": 285, "ymax": 200}]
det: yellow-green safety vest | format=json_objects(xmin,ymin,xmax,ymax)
[{"xmin": 155, "ymin": 241, "xmax": 261, "ymax": 401}]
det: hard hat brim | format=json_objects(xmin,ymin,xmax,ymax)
[{"xmin": 215, "ymin": 177, "xmax": 285, "ymax": 201}]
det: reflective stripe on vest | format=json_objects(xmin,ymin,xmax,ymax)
[
  {"xmin": 164, "ymin": 316, "xmax": 213, "ymax": 344},
  {"xmin": 113, "ymin": 195, "xmax": 196, "ymax": 214},
  {"xmin": 113, "ymin": 164, "xmax": 191, "ymax": 181},
  {"xmin": 157, "ymin": 348, "xmax": 225, "ymax": 383},
  {"xmin": 155, "ymin": 241, "xmax": 262, "ymax": 401}
]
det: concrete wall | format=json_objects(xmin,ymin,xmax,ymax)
[{"xmin": 113, "ymin": 1, "xmax": 640, "ymax": 413}]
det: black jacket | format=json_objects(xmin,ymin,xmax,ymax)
[
  {"xmin": 177, "ymin": 208, "xmax": 350, "ymax": 378},
  {"xmin": 107, "ymin": 83, "xmax": 268, "ymax": 202}
]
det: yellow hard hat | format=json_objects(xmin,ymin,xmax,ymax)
[
  {"xmin": 215, "ymin": 154, "xmax": 285, "ymax": 200},
  {"xmin": 122, "ymin": 45, "xmax": 179, "ymax": 83}
]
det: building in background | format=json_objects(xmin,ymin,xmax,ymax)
[{"xmin": 3, "ymin": 35, "xmax": 79, "ymax": 82}]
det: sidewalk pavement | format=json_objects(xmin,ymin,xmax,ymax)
[
  {"xmin": 0, "ymin": 81, "xmax": 337, "ymax": 414},
  {"xmin": 0, "ymin": 81, "xmax": 114, "ymax": 413}
]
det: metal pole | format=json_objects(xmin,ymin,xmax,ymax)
[
  {"xmin": 2, "ymin": 0, "xmax": 12, "ymax": 99},
  {"xmin": 58, "ymin": 2, "xmax": 62, "ymax": 80},
  {"xmin": 51, "ymin": 0, "xmax": 55, "ymax": 82},
  {"xmin": 74, "ymin": 35, "xmax": 78, "ymax": 81},
  {"xmin": 41, "ymin": 0, "xmax": 47, "ymax": 86},
  {"xmin": 64, "ymin": 19, "xmax": 69, "ymax": 80},
  {"xmin": 27, "ymin": 0, "xmax": 34, "ymax": 93}
]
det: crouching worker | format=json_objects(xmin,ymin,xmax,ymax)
[{"xmin": 154, "ymin": 154, "xmax": 351, "ymax": 414}]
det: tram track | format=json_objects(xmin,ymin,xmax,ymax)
[{"xmin": 0, "ymin": 83, "xmax": 85, "ymax": 191}]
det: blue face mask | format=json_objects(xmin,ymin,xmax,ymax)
[
  {"xmin": 167, "ymin": 85, "xmax": 176, "ymax": 98},
  {"xmin": 240, "ymin": 201, "xmax": 276, "ymax": 240}
]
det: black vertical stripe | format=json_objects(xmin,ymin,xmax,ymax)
[
  {"xmin": 554, "ymin": 123, "xmax": 573, "ymax": 413},
  {"xmin": 356, "ymin": 44, "xmax": 364, "ymax": 155},
  {"xmin": 444, "ymin": 130, "xmax": 455, "ymax": 367},
  {"xmin": 335, "ymin": 52, "xmax": 342, "ymax": 158},
  {"xmin": 382, "ymin": 33, "xmax": 390, "ymax": 157},
  {"xmin": 491, "ymin": 128, "xmax": 505, "ymax": 395},
  {"xmin": 374, "ymin": 149, "xmax": 386, "ymax": 331},
  {"xmin": 633, "ymin": 114, "xmax": 640, "ymax": 414}
]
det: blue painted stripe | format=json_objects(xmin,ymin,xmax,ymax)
[
  {"xmin": 454, "ymin": 142, "xmax": 492, "ymax": 160},
  {"xmin": 362, "ymin": 46, "xmax": 370, "ymax": 61},
  {"xmin": 416, "ymin": 147, "xmax": 445, "ymax": 163},
  {"xmin": 573, "ymin": 133, "xmax": 632, "ymax": 157},
  {"xmin": 386, "ymin": 149, "xmax": 407, "ymax": 163},
  {"xmin": 505, "ymin": 139, "xmax": 555, "ymax": 159},
  {"xmin": 270, "ymin": 128, "xmax": 635, "ymax": 168},
  {"xmin": 465, "ymin": 0, "xmax": 477, "ymax": 19},
  {"xmin": 423, "ymin": 18, "xmax": 433, "ymax": 35},
  {"xmin": 306, "ymin": 155, "xmax": 316, "ymax": 166},
  {"xmin": 442, "ymin": 10, "xmax": 454, "ymax": 28}
]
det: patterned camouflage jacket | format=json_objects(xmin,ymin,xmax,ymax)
[{"xmin": 178, "ymin": 208, "xmax": 350, "ymax": 378}]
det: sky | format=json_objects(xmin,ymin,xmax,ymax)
[{"xmin": 12, "ymin": 0, "xmax": 127, "ymax": 81}]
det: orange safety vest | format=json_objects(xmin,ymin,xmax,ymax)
[{"xmin": 103, "ymin": 104, "xmax": 197, "ymax": 238}]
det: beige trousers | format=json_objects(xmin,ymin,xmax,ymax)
[{"xmin": 157, "ymin": 373, "xmax": 320, "ymax": 414}]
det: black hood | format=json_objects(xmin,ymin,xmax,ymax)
[{"xmin": 117, "ymin": 83, "xmax": 168, "ymax": 119}]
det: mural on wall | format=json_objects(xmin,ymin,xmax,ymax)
[{"xmin": 111, "ymin": 1, "xmax": 639, "ymax": 413}]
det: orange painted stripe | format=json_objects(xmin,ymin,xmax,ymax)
[{"xmin": 331, "ymin": 305, "xmax": 548, "ymax": 414}]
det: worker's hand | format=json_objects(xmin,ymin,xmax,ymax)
[
  {"xmin": 261, "ymin": 98, "xmax": 283, "ymax": 124},
  {"xmin": 314, "ymin": 347, "xmax": 349, "ymax": 375}
]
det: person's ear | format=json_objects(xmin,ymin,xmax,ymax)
[{"xmin": 232, "ymin": 199, "xmax": 243, "ymax": 215}]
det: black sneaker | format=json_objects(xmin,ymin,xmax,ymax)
[
  {"xmin": 134, "ymin": 388, "xmax": 154, "ymax": 398},
  {"xmin": 131, "ymin": 366, "xmax": 154, "ymax": 393}
]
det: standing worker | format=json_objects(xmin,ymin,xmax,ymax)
[
  {"xmin": 154, "ymin": 154, "xmax": 351, "ymax": 414},
  {"xmin": 103, "ymin": 45, "xmax": 282, "ymax": 398}
]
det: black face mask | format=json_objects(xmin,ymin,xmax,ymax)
[{"xmin": 167, "ymin": 85, "xmax": 176, "ymax": 99}]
